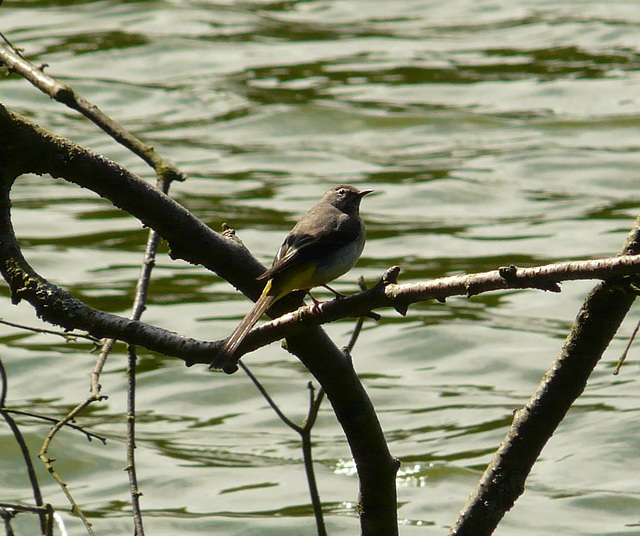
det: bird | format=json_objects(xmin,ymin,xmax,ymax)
[{"xmin": 210, "ymin": 184, "xmax": 373, "ymax": 373}]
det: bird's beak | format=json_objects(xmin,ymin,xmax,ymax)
[{"xmin": 358, "ymin": 188, "xmax": 374, "ymax": 197}]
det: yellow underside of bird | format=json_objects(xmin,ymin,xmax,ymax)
[{"xmin": 265, "ymin": 261, "xmax": 316, "ymax": 301}]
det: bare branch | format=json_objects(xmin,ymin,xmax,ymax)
[
  {"xmin": 126, "ymin": 346, "xmax": 145, "ymax": 536},
  {"xmin": 239, "ymin": 360, "xmax": 301, "ymax": 432},
  {"xmin": 1, "ymin": 103, "xmax": 400, "ymax": 535},
  {"xmin": 614, "ymin": 318, "xmax": 640, "ymax": 375},
  {"xmin": 447, "ymin": 216, "xmax": 640, "ymax": 536},
  {"xmin": 8, "ymin": 99, "xmax": 640, "ymax": 536},
  {"xmin": 0, "ymin": 42, "xmax": 186, "ymax": 183},
  {"xmin": 0, "ymin": 358, "xmax": 48, "ymax": 534},
  {"xmin": 231, "ymin": 255, "xmax": 640, "ymax": 360},
  {"xmin": 0, "ymin": 318, "xmax": 100, "ymax": 344},
  {"xmin": 300, "ymin": 383, "xmax": 327, "ymax": 536},
  {"xmin": 38, "ymin": 400, "xmax": 99, "ymax": 535},
  {"xmin": 1, "ymin": 409, "xmax": 106, "ymax": 443}
]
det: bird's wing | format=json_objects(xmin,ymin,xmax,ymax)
[{"xmin": 257, "ymin": 209, "xmax": 360, "ymax": 281}]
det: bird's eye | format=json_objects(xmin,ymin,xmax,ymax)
[{"xmin": 338, "ymin": 188, "xmax": 346, "ymax": 196}]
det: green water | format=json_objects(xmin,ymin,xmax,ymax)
[{"xmin": 1, "ymin": 1, "xmax": 640, "ymax": 534}]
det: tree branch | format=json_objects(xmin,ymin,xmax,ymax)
[
  {"xmin": 447, "ymin": 216, "xmax": 640, "ymax": 535},
  {"xmin": 0, "ymin": 358, "xmax": 48, "ymax": 534},
  {"xmin": 5, "ymin": 101, "xmax": 640, "ymax": 536},
  {"xmin": 126, "ymin": 346, "xmax": 145, "ymax": 536},
  {"xmin": 0, "ymin": 42, "xmax": 186, "ymax": 183},
  {"xmin": 0, "ymin": 104, "xmax": 399, "ymax": 535},
  {"xmin": 224, "ymin": 255, "xmax": 640, "ymax": 360}
]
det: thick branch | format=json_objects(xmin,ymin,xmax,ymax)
[{"xmin": 0, "ymin": 103, "xmax": 259, "ymax": 288}]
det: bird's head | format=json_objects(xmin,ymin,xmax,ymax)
[{"xmin": 324, "ymin": 185, "xmax": 373, "ymax": 213}]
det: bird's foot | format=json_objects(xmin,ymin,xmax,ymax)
[{"xmin": 307, "ymin": 290, "xmax": 325, "ymax": 313}]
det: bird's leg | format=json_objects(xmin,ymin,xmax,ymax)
[
  {"xmin": 307, "ymin": 290, "xmax": 323, "ymax": 313},
  {"xmin": 322, "ymin": 283, "xmax": 346, "ymax": 299},
  {"xmin": 307, "ymin": 284, "xmax": 346, "ymax": 313}
]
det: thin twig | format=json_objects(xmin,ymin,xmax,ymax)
[
  {"xmin": 0, "ymin": 355, "xmax": 6, "ymax": 409},
  {"xmin": 614, "ymin": 318, "xmax": 640, "ymax": 375},
  {"xmin": 238, "ymin": 360, "xmax": 301, "ymax": 432},
  {"xmin": 45, "ymin": 504, "xmax": 55, "ymax": 536},
  {"xmin": 300, "ymin": 382, "xmax": 327, "ymax": 536},
  {"xmin": 0, "ymin": 42, "xmax": 185, "ymax": 183},
  {"xmin": 126, "ymin": 346, "xmax": 145, "ymax": 536},
  {"xmin": 0, "ymin": 319, "xmax": 101, "ymax": 344},
  {"xmin": 240, "ymin": 289, "xmax": 370, "ymax": 536},
  {"xmin": 0, "ymin": 358, "xmax": 48, "ymax": 534},
  {"xmin": 239, "ymin": 361, "xmax": 328, "ymax": 535},
  {"xmin": 0, "ymin": 31, "xmax": 20, "ymax": 53},
  {"xmin": 344, "ymin": 275, "xmax": 369, "ymax": 354},
  {"xmin": 38, "ymin": 400, "xmax": 98, "ymax": 536},
  {"xmin": 0, "ymin": 503, "xmax": 49, "ymax": 514},
  {"xmin": 0, "ymin": 506, "xmax": 16, "ymax": 536},
  {"xmin": 1, "ymin": 409, "xmax": 106, "ymax": 443},
  {"xmin": 91, "ymin": 180, "xmax": 169, "ymax": 393},
  {"xmin": 37, "ymin": 336, "xmax": 109, "ymax": 536}
]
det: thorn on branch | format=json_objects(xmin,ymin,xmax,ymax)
[
  {"xmin": 498, "ymin": 264, "xmax": 519, "ymax": 284},
  {"xmin": 499, "ymin": 264, "xmax": 562, "ymax": 293},
  {"xmin": 221, "ymin": 223, "xmax": 236, "ymax": 238},
  {"xmin": 222, "ymin": 223, "xmax": 251, "ymax": 252},
  {"xmin": 383, "ymin": 266, "xmax": 401, "ymax": 285},
  {"xmin": 465, "ymin": 279, "xmax": 477, "ymax": 298},
  {"xmin": 365, "ymin": 310, "xmax": 381, "ymax": 321},
  {"xmin": 393, "ymin": 303, "xmax": 408, "ymax": 316},
  {"xmin": 375, "ymin": 266, "xmax": 408, "ymax": 315},
  {"xmin": 538, "ymin": 280, "xmax": 562, "ymax": 293}
]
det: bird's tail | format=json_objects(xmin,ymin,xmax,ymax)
[{"xmin": 210, "ymin": 285, "xmax": 277, "ymax": 371}]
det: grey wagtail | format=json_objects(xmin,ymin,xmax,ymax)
[{"xmin": 210, "ymin": 184, "xmax": 373, "ymax": 373}]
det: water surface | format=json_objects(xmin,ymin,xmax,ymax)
[{"xmin": 1, "ymin": 1, "xmax": 640, "ymax": 534}]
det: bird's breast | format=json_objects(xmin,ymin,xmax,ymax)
[{"xmin": 311, "ymin": 229, "xmax": 366, "ymax": 286}]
